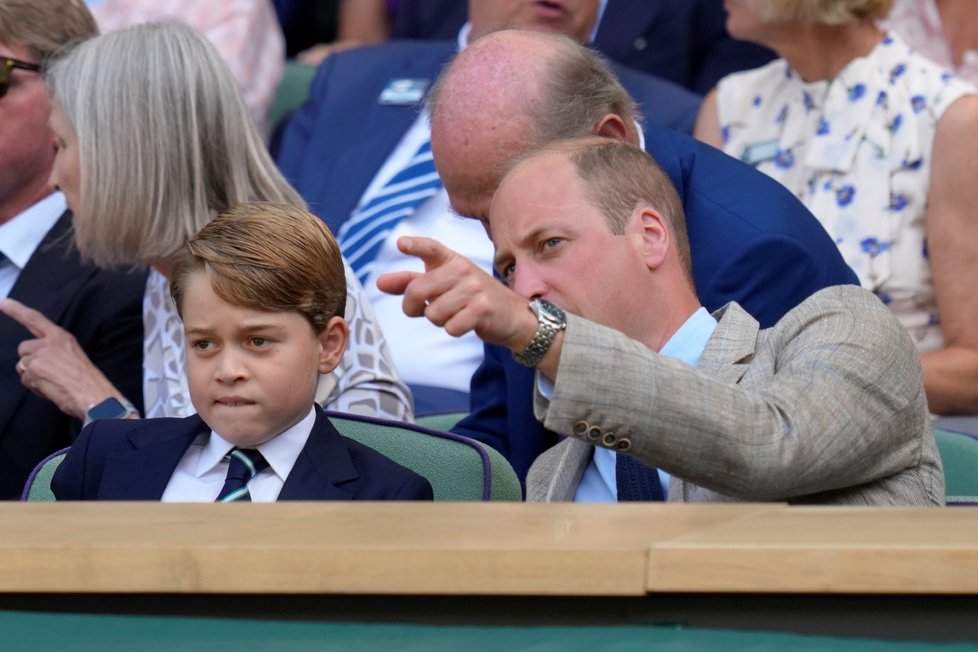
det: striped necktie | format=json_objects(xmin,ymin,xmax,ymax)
[
  {"xmin": 216, "ymin": 448, "xmax": 269, "ymax": 502},
  {"xmin": 338, "ymin": 138, "xmax": 442, "ymax": 285}
]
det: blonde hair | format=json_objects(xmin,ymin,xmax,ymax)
[
  {"xmin": 47, "ymin": 20, "xmax": 303, "ymax": 268},
  {"xmin": 0, "ymin": 0, "xmax": 96, "ymax": 63},
  {"xmin": 170, "ymin": 202, "xmax": 346, "ymax": 333},
  {"xmin": 759, "ymin": 0, "xmax": 893, "ymax": 24}
]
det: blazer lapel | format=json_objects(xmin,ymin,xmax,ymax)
[
  {"xmin": 324, "ymin": 44, "xmax": 453, "ymax": 231},
  {"xmin": 278, "ymin": 408, "xmax": 359, "ymax": 500},
  {"xmin": 98, "ymin": 416, "xmax": 208, "ymax": 500},
  {"xmin": 595, "ymin": 1, "xmax": 662, "ymax": 53},
  {"xmin": 527, "ymin": 437, "xmax": 593, "ymax": 502},
  {"xmin": 697, "ymin": 302, "xmax": 761, "ymax": 384}
]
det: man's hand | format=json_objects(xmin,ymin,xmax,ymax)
[
  {"xmin": 0, "ymin": 298, "xmax": 122, "ymax": 419},
  {"xmin": 376, "ymin": 236, "xmax": 538, "ymax": 353}
]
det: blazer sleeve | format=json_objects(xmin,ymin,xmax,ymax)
[
  {"xmin": 535, "ymin": 287, "xmax": 934, "ymax": 501},
  {"xmin": 51, "ymin": 421, "xmax": 100, "ymax": 500},
  {"xmin": 392, "ymin": 474, "xmax": 434, "ymax": 500}
]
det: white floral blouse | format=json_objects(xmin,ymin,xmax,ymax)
[
  {"xmin": 142, "ymin": 263, "xmax": 413, "ymax": 421},
  {"xmin": 717, "ymin": 32, "xmax": 975, "ymax": 352}
]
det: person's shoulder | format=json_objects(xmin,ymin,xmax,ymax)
[
  {"xmin": 327, "ymin": 39, "xmax": 455, "ymax": 71},
  {"xmin": 85, "ymin": 414, "xmax": 200, "ymax": 444},
  {"xmin": 767, "ymin": 285, "xmax": 906, "ymax": 343}
]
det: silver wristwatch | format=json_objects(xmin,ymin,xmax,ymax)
[{"xmin": 513, "ymin": 299, "xmax": 567, "ymax": 367}]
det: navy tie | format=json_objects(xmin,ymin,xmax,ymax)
[
  {"xmin": 616, "ymin": 454, "xmax": 665, "ymax": 501},
  {"xmin": 338, "ymin": 138, "xmax": 442, "ymax": 285},
  {"xmin": 216, "ymin": 448, "xmax": 269, "ymax": 502}
]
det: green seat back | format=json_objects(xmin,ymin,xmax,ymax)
[
  {"xmin": 415, "ymin": 412, "xmax": 468, "ymax": 432},
  {"xmin": 268, "ymin": 61, "xmax": 316, "ymax": 129},
  {"xmin": 22, "ymin": 450, "xmax": 66, "ymax": 501},
  {"xmin": 328, "ymin": 413, "xmax": 521, "ymax": 501},
  {"xmin": 935, "ymin": 429, "xmax": 978, "ymax": 505}
]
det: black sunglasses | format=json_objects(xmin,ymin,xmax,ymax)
[{"xmin": 1, "ymin": 56, "xmax": 42, "ymax": 98}]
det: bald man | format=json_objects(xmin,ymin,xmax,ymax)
[
  {"xmin": 274, "ymin": 0, "xmax": 701, "ymax": 415},
  {"xmin": 429, "ymin": 31, "xmax": 857, "ymax": 487}
]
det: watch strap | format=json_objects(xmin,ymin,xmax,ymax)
[
  {"xmin": 514, "ymin": 299, "xmax": 567, "ymax": 367},
  {"xmin": 83, "ymin": 396, "xmax": 140, "ymax": 428}
]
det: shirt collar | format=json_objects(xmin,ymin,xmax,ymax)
[
  {"xmin": 0, "ymin": 192, "xmax": 67, "ymax": 270},
  {"xmin": 195, "ymin": 405, "xmax": 318, "ymax": 481},
  {"xmin": 658, "ymin": 307, "xmax": 718, "ymax": 367}
]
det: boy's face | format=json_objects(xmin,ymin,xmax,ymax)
[{"xmin": 181, "ymin": 270, "xmax": 347, "ymax": 448}]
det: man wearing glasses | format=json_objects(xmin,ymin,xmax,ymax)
[{"xmin": 0, "ymin": 0, "xmax": 144, "ymax": 499}]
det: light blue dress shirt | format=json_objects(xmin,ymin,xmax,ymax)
[{"xmin": 574, "ymin": 306, "xmax": 718, "ymax": 502}]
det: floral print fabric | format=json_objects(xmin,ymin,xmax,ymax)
[{"xmin": 717, "ymin": 33, "xmax": 975, "ymax": 352}]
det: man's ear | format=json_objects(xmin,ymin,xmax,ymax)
[
  {"xmin": 594, "ymin": 113, "xmax": 630, "ymax": 142},
  {"xmin": 636, "ymin": 206, "xmax": 670, "ymax": 271},
  {"xmin": 317, "ymin": 316, "xmax": 350, "ymax": 374}
]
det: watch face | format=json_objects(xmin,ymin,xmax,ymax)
[{"xmin": 87, "ymin": 398, "xmax": 129, "ymax": 421}]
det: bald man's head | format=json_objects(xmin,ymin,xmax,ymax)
[{"xmin": 428, "ymin": 30, "xmax": 641, "ymax": 225}]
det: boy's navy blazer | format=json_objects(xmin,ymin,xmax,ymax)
[{"xmin": 51, "ymin": 405, "xmax": 433, "ymax": 501}]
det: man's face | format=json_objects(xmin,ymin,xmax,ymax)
[
  {"xmin": 489, "ymin": 152, "xmax": 649, "ymax": 337},
  {"xmin": 468, "ymin": 0, "xmax": 600, "ymax": 42},
  {"xmin": 0, "ymin": 39, "xmax": 56, "ymax": 222},
  {"xmin": 182, "ymin": 270, "xmax": 331, "ymax": 448}
]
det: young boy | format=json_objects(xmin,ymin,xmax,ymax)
[{"xmin": 52, "ymin": 203, "xmax": 432, "ymax": 501}]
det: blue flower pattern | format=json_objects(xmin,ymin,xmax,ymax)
[
  {"xmin": 836, "ymin": 185, "xmax": 856, "ymax": 207},
  {"xmin": 774, "ymin": 149, "xmax": 795, "ymax": 169},
  {"xmin": 717, "ymin": 32, "xmax": 974, "ymax": 348}
]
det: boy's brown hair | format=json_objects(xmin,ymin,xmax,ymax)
[{"xmin": 170, "ymin": 202, "xmax": 346, "ymax": 333}]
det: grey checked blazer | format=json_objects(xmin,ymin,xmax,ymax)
[{"xmin": 526, "ymin": 286, "xmax": 944, "ymax": 506}]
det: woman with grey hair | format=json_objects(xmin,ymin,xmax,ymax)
[
  {"xmin": 9, "ymin": 20, "xmax": 414, "ymax": 424},
  {"xmin": 695, "ymin": 0, "xmax": 978, "ymax": 416}
]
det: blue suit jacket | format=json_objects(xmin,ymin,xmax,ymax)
[
  {"xmin": 274, "ymin": 40, "xmax": 701, "ymax": 234},
  {"xmin": 391, "ymin": 0, "xmax": 775, "ymax": 94},
  {"xmin": 452, "ymin": 127, "xmax": 861, "ymax": 486},
  {"xmin": 1, "ymin": 212, "xmax": 145, "ymax": 499},
  {"xmin": 51, "ymin": 406, "xmax": 433, "ymax": 500}
]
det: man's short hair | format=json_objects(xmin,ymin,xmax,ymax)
[
  {"xmin": 531, "ymin": 35, "xmax": 643, "ymax": 144},
  {"xmin": 170, "ymin": 202, "xmax": 347, "ymax": 333},
  {"xmin": 758, "ymin": 0, "xmax": 893, "ymax": 24},
  {"xmin": 0, "ymin": 0, "xmax": 97, "ymax": 62},
  {"xmin": 508, "ymin": 138, "xmax": 692, "ymax": 280}
]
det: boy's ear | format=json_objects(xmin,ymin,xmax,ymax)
[{"xmin": 317, "ymin": 316, "xmax": 349, "ymax": 374}]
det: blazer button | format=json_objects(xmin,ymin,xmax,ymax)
[
  {"xmin": 601, "ymin": 432, "xmax": 618, "ymax": 447},
  {"xmin": 633, "ymin": 37, "xmax": 648, "ymax": 51},
  {"xmin": 587, "ymin": 426, "xmax": 602, "ymax": 441},
  {"xmin": 574, "ymin": 421, "xmax": 589, "ymax": 436},
  {"xmin": 616, "ymin": 438, "xmax": 632, "ymax": 452}
]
